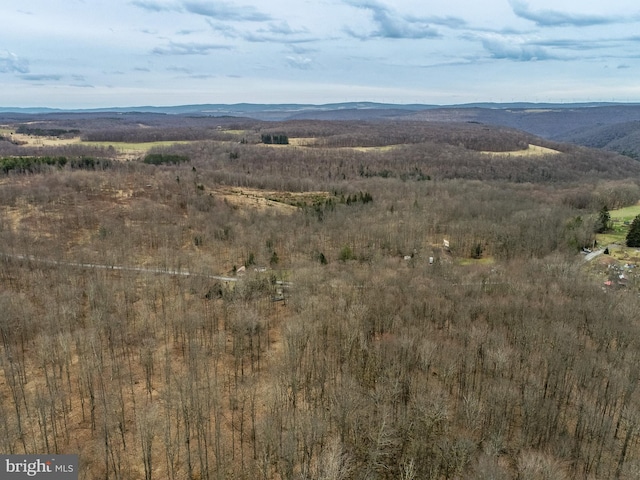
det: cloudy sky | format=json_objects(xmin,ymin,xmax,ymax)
[{"xmin": 1, "ymin": 0, "xmax": 640, "ymax": 108}]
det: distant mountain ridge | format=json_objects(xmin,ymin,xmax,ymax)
[
  {"xmin": 0, "ymin": 101, "xmax": 633, "ymax": 117},
  {"xmin": 3, "ymin": 101, "xmax": 640, "ymax": 158},
  {"xmin": 0, "ymin": 102, "xmax": 431, "ymax": 116}
]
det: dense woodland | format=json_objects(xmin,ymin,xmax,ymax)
[{"xmin": 2, "ymin": 115, "xmax": 640, "ymax": 479}]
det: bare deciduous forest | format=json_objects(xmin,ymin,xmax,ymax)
[{"xmin": 2, "ymin": 114, "xmax": 640, "ymax": 479}]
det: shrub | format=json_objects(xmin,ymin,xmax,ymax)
[{"xmin": 339, "ymin": 245, "xmax": 355, "ymax": 262}]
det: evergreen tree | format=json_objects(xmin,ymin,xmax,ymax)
[
  {"xmin": 595, "ymin": 205, "xmax": 612, "ymax": 233},
  {"xmin": 625, "ymin": 214, "xmax": 640, "ymax": 247}
]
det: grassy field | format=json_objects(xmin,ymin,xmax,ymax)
[
  {"xmin": 348, "ymin": 144, "xmax": 399, "ymax": 152},
  {"xmin": 287, "ymin": 137, "xmax": 316, "ymax": 146},
  {"xmin": 481, "ymin": 144, "xmax": 561, "ymax": 156},
  {"xmin": 81, "ymin": 139, "xmax": 195, "ymax": 160},
  {"xmin": 81, "ymin": 140, "xmax": 192, "ymax": 152},
  {"xmin": 223, "ymin": 129, "xmax": 247, "ymax": 135},
  {"xmin": 597, "ymin": 231, "xmax": 625, "ymax": 245},
  {"xmin": 0, "ymin": 126, "xmax": 194, "ymax": 156},
  {"xmin": 596, "ymin": 203, "xmax": 640, "ymax": 245},
  {"xmin": 260, "ymin": 137, "xmax": 400, "ymax": 151},
  {"xmin": 610, "ymin": 204, "xmax": 640, "ymax": 222},
  {"xmin": 0, "ymin": 128, "xmax": 80, "ymax": 147}
]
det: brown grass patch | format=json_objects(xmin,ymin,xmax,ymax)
[
  {"xmin": 212, "ymin": 186, "xmax": 332, "ymax": 213},
  {"xmin": 288, "ymin": 137, "xmax": 316, "ymax": 146},
  {"xmin": 481, "ymin": 144, "xmax": 561, "ymax": 157},
  {"xmin": 0, "ymin": 130, "xmax": 81, "ymax": 147}
]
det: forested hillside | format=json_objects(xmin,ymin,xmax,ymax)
[
  {"xmin": 1, "ymin": 116, "xmax": 640, "ymax": 479},
  {"xmin": 558, "ymin": 121, "xmax": 640, "ymax": 160}
]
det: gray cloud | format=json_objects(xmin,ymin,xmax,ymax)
[
  {"xmin": 289, "ymin": 44, "xmax": 316, "ymax": 55},
  {"xmin": 205, "ymin": 18, "xmax": 316, "ymax": 44},
  {"xmin": 205, "ymin": 20, "xmax": 240, "ymax": 38},
  {"xmin": 166, "ymin": 66, "xmax": 192, "ymax": 73},
  {"xmin": 267, "ymin": 21, "xmax": 308, "ymax": 36},
  {"xmin": 183, "ymin": 1, "xmax": 270, "ymax": 22},
  {"xmin": 530, "ymin": 38, "xmax": 601, "ymax": 50},
  {"xmin": 286, "ymin": 55, "xmax": 313, "ymax": 70},
  {"xmin": 526, "ymin": 36, "xmax": 640, "ymax": 58},
  {"xmin": 152, "ymin": 42, "xmax": 232, "ymax": 55},
  {"xmin": 345, "ymin": 0, "xmax": 441, "ymax": 39},
  {"xmin": 406, "ymin": 14, "xmax": 467, "ymax": 30},
  {"xmin": 20, "ymin": 74, "xmax": 62, "ymax": 81},
  {"xmin": 189, "ymin": 74, "xmax": 217, "ymax": 79},
  {"xmin": 481, "ymin": 37, "xmax": 558, "ymax": 61},
  {"xmin": 510, "ymin": 0, "xmax": 632, "ymax": 27},
  {"xmin": 130, "ymin": 0, "xmax": 176, "ymax": 13},
  {"xmin": 132, "ymin": 0, "xmax": 271, "ymax": 21},
  {"xmin": 243, "ymin": 29, "xmax": 317, "ymax": 44},
  {"xmin": 0, "ymin": 51, "xmax": 29, "ymax": 74}
]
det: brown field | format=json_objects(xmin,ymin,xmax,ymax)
[
  {"xmin": 0, "ymin": 127, "xmax": 80, "ymax": 147},
  {"xmin": 480, "ymin": 143, "xmax": 561, "ymax": 156},
  {"xmin": 212, "ymin": 186, "xmax": 331, "ymax": 214}
]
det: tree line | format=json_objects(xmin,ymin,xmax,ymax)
[
  {"xmin": 260, "ymin": 134, "xmax": 289, "ymax": 145},
  {"xmin": 16, "ymin": 125, "xmax": 80, "ymax": 138},
  {"xmin": 0, "ymin": 156, "xmax": 113, "ymax": 175}
]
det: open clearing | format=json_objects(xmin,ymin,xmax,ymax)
[
  {"xmin": 0, "ymin": 126, "xmax": 193, "ymax": 158},
  {"xmin": 213, "ymin": 186, "xmax": 299, "ymax": 213},
  {"xmin": 212, "ymin": 186, "xmax": 332, "ymax": 214},
  {"xmin": 596, "ymin": 202, "xmax": 640, "ymax": 246},
  {"xmin": 610, "ymin": 203, "xmax": 640, "ymax": 222},
  {"xmin": 0, "ymin": 128, "xmax": 79, "ymax": 147},
  {"xmin": 288, "ymin": 137, "xmax": 316, "ymax": 146},
  {"xmin": 81, "ymin": 140, "xmax": 192, "ymax": 158},
  {"xmin": 481, "ymin": 144, "xmax": 561, "ymax": 156},
  {"xmin": 347, "ymin": 144, "xmax": 399, "ymax": 152},
  {"xmin": 259, "ymin": 137, "xmax": 400, "ymax": 152},
  {"xmin": 2, "ymin": 128, "xmax": 558, "ymax": 159}
]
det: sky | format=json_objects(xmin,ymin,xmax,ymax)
[{"xmin": 1, "ymin": 0, "xmax": 640, "ymax": 108}]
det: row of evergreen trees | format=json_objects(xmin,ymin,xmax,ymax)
[
  {"xmin": 143, "ymin": 153, "xmax": 190, "ymax": 165},
  {"xmin": 261, "ymin": 134, "xmax": 289, "ymax": 145},
  {"xmin": 15, "ymin": 126, "xmax": 80, "ymax": 137},
  {"xmin": 0, "ymin": 156, "xmax": 112, "ymax": 174}
]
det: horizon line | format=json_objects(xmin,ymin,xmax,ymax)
[{"xmin": 1, "ymin": 100, "xmax": 640, "ymax": 114}]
